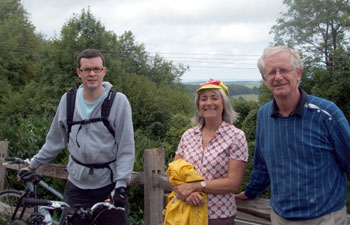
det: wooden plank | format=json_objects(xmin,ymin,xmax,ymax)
[
  {"xmin": 155, "ymin": 173, "xmax": 171, "ymax": 192},
  {"xmin": 236, "ymin": 198, "xmax": 271, "ymax": 221},
  {"xmin": 130, "ymin": 171, "xmax": 144, "ymax": 186},
  {"xmin": 0, "ymin": 141, "xmax": 9, "ymax": 192},
  {"xmin": 0, "ymin": 159, "xmax": 68, "ymax": 180},
  {"xmin": 143, "ymin": 148, "xmax": 165, "ymax": 225},
  {"xmin": 0, "ymin": 158, "xmax": 144, "ymax": 186},
  {"xmin": 0, "ymin": 201, "xmax": 12, "ymax": 217},
  {"xmin": 0, "ymin": 201, "xmax": 31, "ymax": 218}
]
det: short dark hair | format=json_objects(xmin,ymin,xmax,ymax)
[{"xmin": 77, "ymin": 49, "xmax": 105, "ymax": 69}]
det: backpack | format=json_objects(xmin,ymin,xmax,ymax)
[
  {"xmin": 65, "ymin": 88, "xmax": 117, "ymax": 182},
  {"xmin": 66, "ymin": 88, "xmax": 117, "ymax": 141}
]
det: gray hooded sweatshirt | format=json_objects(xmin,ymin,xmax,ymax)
[{"xmin": 31, "ymin": 82, "xmax": 135, "ymax": 190}]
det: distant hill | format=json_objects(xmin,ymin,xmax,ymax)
[{"xmin": 183, "ymin": 81, "xmax": 261, "ymax": 96}]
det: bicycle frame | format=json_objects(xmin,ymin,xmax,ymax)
[
  {"xmin": 11, "ymin": 172, "xmax": 47, "ymax": 224},
  {"xmin": 3, "ymin": 157, "xmax": 65, "ymax": 224},
  {"xmin": 3, "ymin": 157, "xmax": 125, "ymax": 225}
]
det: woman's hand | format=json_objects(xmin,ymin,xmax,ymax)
[
  {"xmin": 173, "ymin": 182, "xmax": 197, "ymax": 200},
  {"xmin": 185, "ymin": 192, "xmax": 204, "ymax": 206}
]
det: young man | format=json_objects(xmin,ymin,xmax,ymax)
[
  {"xmin": 26, "ymin": 49, "xmax": 135, "ymax": 224},
  {"xmin": 236, "ymin": 46, "xmax": 350, "ymax": 225}
]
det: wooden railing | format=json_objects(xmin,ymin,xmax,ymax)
[{"xmin": 1, "ymin": 141, "xmax": 349, "ymax": 225}]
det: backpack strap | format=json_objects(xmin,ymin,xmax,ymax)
[
  {"xmin": 66, "ymin": 88, "xmax": 116, "ymax": 141},
  {"xmin": 71, "ymin": 155, "xmax": 116, "ymax": 183},
  {"xmin": 66, "ymin": 88, "xmax": 78, "ymax": 142},
  {"xmin": 101, "ymin": 90, "xmax": 116, "ymax": 137}
]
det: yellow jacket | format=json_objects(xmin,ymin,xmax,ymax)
[{"xmin": 163, "ymin": 159, "xmax": 208, "ymax": 225}]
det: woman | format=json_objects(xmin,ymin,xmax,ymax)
[{"xmin": 173, "ymin": 78, "xmax": 249, "ymax": 225}]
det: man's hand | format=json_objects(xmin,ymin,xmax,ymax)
[
  {"xmin": 113, "ymin": 187, "xmax": 127, "ymax": 208},
  {"xmin": 234, "ymin": 191, "xmax": 249, "ymax": 200},
  {"xmin": 16, "ymin": 165, "xmax": 35, "ymax": 181}
]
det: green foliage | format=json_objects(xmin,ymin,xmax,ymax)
[
  {"xmin": 241, "ymin": 107, "xmax": 259, "ymax": 143},
  {"xmin": 232, "ymin": 99, "xmax": 259, "ymax": 130},
  {"xmin": 163, "ymin": 114, "xmax": 192, "ymax": 164},
  {"xmin": 0, "ymin": 77, "xmax": 12, "ymax": 106},
  {"xmin": 0, "ymin": 114, "xmax": 51, "ymax": 159},
  {"xmin": 298, "ymin": 49, "xmax": 350, "ymax": 118},
  {"xmin": 309, "ymin": 68, "xmax": 350, "ymax": 118},
  {"xmin": 0, "ymin": 0, "xmax": 40, "ymax": 90},
  {"xmin": 271, "ymin": 0, "xmax": 350, "ymax": 68},
  {"xmin": 257, "ymin": 81, "xmax": 273, "ymax": 105},
  {"xmin": 114, "ymin": 74, "xmax": 193, "ymax": 138},
  {"xmin": 0, "ymin": 81, "xmax": 57, "ymax": 120}
]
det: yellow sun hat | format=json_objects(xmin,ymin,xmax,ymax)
[{"xmin": 196, "ymin": 78, "xmax": 229, "ymax": 96}]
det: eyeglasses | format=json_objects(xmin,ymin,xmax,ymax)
[
  {"xmin": 265, "ymin": 68, "xmax": 294, "ymax": 77},
  {"xmin": 79, "ymin": 67, "xmax": 104, "ymax": 74}
]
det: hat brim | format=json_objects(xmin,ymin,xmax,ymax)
[{"xmin": 196, "ymin": 84, "xmax": 222, "ymax": 93}]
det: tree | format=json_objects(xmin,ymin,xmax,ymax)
[
  {"xmin": 0, "ymin": 0, "xmax": 40, "ymax": 89},
  {"xmin": 232, "ymin": 99, "xmax": 260, "ymax": 130},
  {"xmin": 271, "ymin": 0, "xmax": 350, "ymax": 69},
  {"xmin": 113, "ymin": 74, "xmax": 193, "ymax": 137},
  {"xmin": 38, "ymin": 8, "xmax": 120, "ymax": 94}
]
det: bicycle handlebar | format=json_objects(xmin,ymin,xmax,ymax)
[
  {"xmin": 39, "ymin": 201, "xmax": 124, "ymax": 215},
  {"xmin": 90, "ymin": 202, "xmax": 125, "ymax": 212},
  {"xmin": 4, "ymin": 157, "xmax": 30, "ymax": 164},
  {"xmin": 23, "ymin": 198, "xmax": 52, "ymax": 206},
  {"xmin": 4, "ymin": 157, "xmax": 17, "ymax": 162}
]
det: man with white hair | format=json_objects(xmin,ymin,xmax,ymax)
[{"xmin": 236, "ymin": 46, "xmax": 350, "ymax": 225}]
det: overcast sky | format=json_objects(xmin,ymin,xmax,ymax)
[{"xmin": 22, "ymin": 0, "xmax": 286, "ymax": 82}]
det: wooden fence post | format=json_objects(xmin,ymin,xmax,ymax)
[
  {"xmin": 144, "ymin": 148, "xmax": 165, "ymax": 225},
  {"xmin": 0, "ymin": 141, "xmax": 9, "ymax": 192}
]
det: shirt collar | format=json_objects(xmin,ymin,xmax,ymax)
[
  {"xmin": 271, "ymin": 88, "xmax": 306, "ymax": 117},
  {"xmin": 194, "ymin": 121, "xmax": 227, "ymax": 134}
]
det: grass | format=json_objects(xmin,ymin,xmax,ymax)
[{"xmin": 232, "ymin": 94, "xmax": 259, "ymax": 102}]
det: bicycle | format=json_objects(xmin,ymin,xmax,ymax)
[{"xmin": 0, "ymin": 157, "xmax": 125, "ymax": 225}]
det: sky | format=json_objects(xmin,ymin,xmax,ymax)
[{"xmin": 21, "ymin": 0, "xmax": 287, "ymax": 82}]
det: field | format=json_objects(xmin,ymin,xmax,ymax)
[
  {"xmin": 231, "ymin": 94, "xmax": 259, "ymax": 102},
  {"xmin": 225, "ymin": 81, "xmax": 262, "ymax": 89}
]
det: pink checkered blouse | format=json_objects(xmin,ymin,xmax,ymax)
[{"xmin": 176, "ymin": 121, "xmax": 249, "ymax": 219}]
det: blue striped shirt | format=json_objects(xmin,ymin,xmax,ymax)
[{"xmin": 245, "ymin": 91, "xmax": 350, "ymax": 220}]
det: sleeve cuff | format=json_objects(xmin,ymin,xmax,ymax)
[
  {"xmin": 115, "ymin": 180, "xmax": 127, "ymax": 189},
  {"xmin": 244, "ymin": 189, "xmax": 258, "ymax": 199}
]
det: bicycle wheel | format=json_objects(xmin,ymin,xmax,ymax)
[
  {"xmin": 10, "ymin": 220, "xmax": 27, "ymax": 225},
  {"xmin": 0, "ymin": 189, "xmax": 33, "ymax": 224}
]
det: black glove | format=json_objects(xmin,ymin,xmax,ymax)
[
  {"xmin": 17, "ymin": 166, "xmax": 35, "ymax": 180},
  {"xmin": 113, "ymin": 187, "xmax": 127, "ymax": 208}
]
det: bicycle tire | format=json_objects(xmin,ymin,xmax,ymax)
[{"xmin": 0, "ymin": 189, "xmax": 33, "ymax": 224}]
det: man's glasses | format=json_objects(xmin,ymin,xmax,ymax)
[
  {"xmin": 79, "ymin": 67, "xmax": 104, "ymax": 74},
  {"xmin": 265, "ymin": 68, "xmax": 294, "ymax": 77}
]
